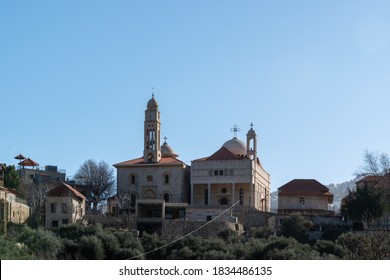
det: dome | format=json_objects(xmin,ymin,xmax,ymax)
[
  {"xmin": 147, "ymin": 96, "xmax": 158, "ymax": 109},
  {"xmin": 222, "ymin": 137, "xmax": 246, "ymax": 156},
  {"xmin": 161, "ymin": 141, "xmax": 179, "ymax": 158}
]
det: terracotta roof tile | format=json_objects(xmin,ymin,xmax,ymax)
[
  {"xmin": 278, "ymin": 179, "xmax": 333, "ymax": 197},
  {"xmin": 19, "ymin": 158, "xmax": 39, "ymax": 166},
  {"xmin": 47, "ymin": 183, "xmax": 86, "ymax": 200},
  {"xmin": 114, "ymin": 156, "xmax": 186, "ymax": 167},
  {"xmin": 193, "ymin": 147, "xmax": 243, "ymax": 161}
]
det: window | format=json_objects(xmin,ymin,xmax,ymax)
[
  {"xmin": 214, "ymin": 170, "xmax": 218, "ymax": 176},
  {"xmin": 300, "ymin": 197, "xmax": 305, "ymax": 205},
  {"xmin": 62, "ymin": 219, "xmax": 68, "ymax": 225},
  {"xmin": 220, "ymin": 197, "xmax": 228, "ymax": 205},
  {"xmin": 164, "ymin": 174, "xmax": 169, "ymax": 184},
  {"xmin": 229, "ymin": 170, "xmax": 234, "ymax": 176},
  {"xmin": 131, "ymin": 175, "xmax": 136, "ymax": 185},
  {"xmin": 204, "ymin": 189, "xmax": 208, "ymax": 205},
  {"xmin": 209, "ymin": 170, "xmax": 213, "ymax": 176},
  {"xmin": 219, "ymin": 170, "xmax": 224, "ymax": 176},
  {"xmin": 131, "ymin": 194, "xmax": 136, "ymax": 207},
  {"xmin": 239, "ymin": 189, "xmax": 244, "ymax": 205},
  {"xmin": 62, "ymin": 203, "xmax": 67, "ymax": 214},
  {"xmin": 224, "ymin": 170, "xmax": 228, "ymax": 176},
  {"xmin": 50, "ymin": 203, "xmax": 56, "ymax": 213},
  {"xmin": 147, "ymin": 175, "xmax": 153, "ymax": 182},
  {"xmin": 52, "ymin": 220, "xmax": 58, "ymax": 227},
  {"xmin": 221, "ymin": 188, "xmax": 227, "ymax": 194},
  {"xmin": 163, "ymin": 193, "xmax": 170, "ymax": 202}
]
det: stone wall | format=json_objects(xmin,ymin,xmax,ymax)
[{"xmin": 161, "ymin": 220, "xmax": 243, "ymax": 238}]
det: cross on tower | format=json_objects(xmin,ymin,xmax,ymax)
[
  {"xmin": 230, "ymin": 124, "xmax": 241, "ymax": 138},
  {"xmin": 250, "ymin": 122, "xmax": 254, "ymax": 129},
  {"xmin": 163, "ymin": 136, "xmax": 167, "ymax": 143}
]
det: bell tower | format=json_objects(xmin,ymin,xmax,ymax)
[
  {"xmin": 143, "ymin": 94, "xmax": 161, "ymax": 163},
  {"xmin": 246, "ymin": 123, "xmax": 257, "ymax": 161}
]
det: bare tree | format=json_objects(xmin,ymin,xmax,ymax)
[
  {"xmin": 74, "ymin": 159, "xmax": 116, "ymax": 213},
  {"xmin": 355, "ymin": 149, "xmax": 390, "ymax": 177},
  {"xmin": 25, "ymin": 184, "xmax": 50, "ymax": 227}
]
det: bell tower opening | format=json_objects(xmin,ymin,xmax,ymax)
[{"xmin": 246, "ymin": 123, "xmax": 257, "ymax": 161}]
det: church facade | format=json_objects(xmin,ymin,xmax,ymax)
[
  {"xmin": 188, "ymin": 125, "xmax": 271, "ymax": 224},
  {"xmin": 112, "ymin": 95, "xmax": 190, "ymax": 232},
  {"xmin": 111, "ymin": 95, "xmax": 271, "ymax": 232}
]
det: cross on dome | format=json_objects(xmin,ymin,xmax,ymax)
[{"xmin": 230, "ymin": 124, "xmax": 241, "ymax": 138}]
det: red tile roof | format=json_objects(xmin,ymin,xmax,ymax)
[
  {"xmin": 355, "ymin": 174, "xmax": 390, "ymax": 190},
  {"xmin": 193, "ymin": 147, "xmax": 245, "ymax": 162},
  {"xmin": 46, "ymin": 183, "xmax": 86, "ymax": 200},
  {"xmin": 278, "ymin": 179, "xmax": 333, "ymax": 197},
  {"xmin": 114, "ymin": 156, "xmax": 186, "ymax": 167},
  {"xmin": 19, "ymin": 158, "xmax": 39, "ymax": 166},
  {"xmin": 356, "ymin": 175, "xmax": 382, "ymax": 185}
]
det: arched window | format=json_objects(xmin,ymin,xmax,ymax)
[
  {"xmin": 164, "ymin": 174, "xmax": 169, "ymax": 184},
  {"xmin": 239, "ymin": 189, "xmax": 244, "ymax": 205},
  {"xmin": 163, "ymin": 193, "xmax": 170, "ymax": 202},
  {"xmin": 61, "ymin": 203, "xmax": 67, "ymax": 213},
  {"xmin": 131, "ymin": 175, "xmax": 136, "ymax": 185},
  {"xmin": 220, "ymin": 197, "xmax": 228, "ymax": 205}
]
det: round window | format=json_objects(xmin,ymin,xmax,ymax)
[{"xmin": 221, "ymin": 188, "xmax": 227, "ymax": 193}]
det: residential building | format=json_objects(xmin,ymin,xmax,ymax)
[
  {"xmin": 277, "ymin": 179, "xmax": 334, "ymax": 215},
  {"xmin": 0, "ymin": 176, "xmax": 30, "ymax": 225},
  {"xmin": 45, "ymin": 183, "xmax": 86, "ymax": 228}
]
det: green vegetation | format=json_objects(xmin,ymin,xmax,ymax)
[
  {"xmin": 3, "ymin": 165, "xmax": 21, "ymax": 190},
  {"xmin": 341, "ymin": 185, "xmax": 388, "ymax": 224},
  {"xmin": 2, "ymin": 222, "xmax": 389, "ymax": 260}
]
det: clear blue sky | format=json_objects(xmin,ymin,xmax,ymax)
[{"xmin": 1, "ymin": 1, "xmax": 390, "ymax": 191}]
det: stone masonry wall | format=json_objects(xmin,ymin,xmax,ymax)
[{"xmin": 161, "ymin": 220, "xmax": 243, "ymax": 239}]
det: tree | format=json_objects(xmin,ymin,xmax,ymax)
[
  {"xmin": 74, "ymin": 159, "xmax": 115, "ymax": 213},
  {"xmin": 279, "ymin": 215, "xmax": 313, "ymax": 243},
  {"xmin": 355, "ymin": 149, "xmax": 390, "ymax": 177},
  {"xmin": 3, "ymin": 165, "xmax": 21, "ymax": 190},
  {"xmin": 341, "ymin": 185, "xmax": 387, "ymax": 225}
]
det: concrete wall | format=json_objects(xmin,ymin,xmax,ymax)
[{"xmin": 278, "ymin": 195, "xmax": 329, "ymax": 211}]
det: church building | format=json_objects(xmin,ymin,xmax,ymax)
[
  {"xmin": 188, "ymin": 124, "xmax": 271, "ymax": 226},
  {"xmin": 112, "ymin": 95, "xmax": 190, "ymax": 232},
  {"xmin": 111, "ymin": 95, "xmax": 271, "ymax": 232}
]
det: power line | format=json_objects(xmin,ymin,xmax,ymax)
[{"xmin": 128, "ymin": 200, "xmax": 240, "ymax": 260}]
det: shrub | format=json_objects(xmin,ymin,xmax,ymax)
[
  {"xmin": 78, "ymin": 235, "xmax": 105, "ymax": 260},
  {"xmin": 336, "ymin": 231, "xmax": 390, "ymax": 259},
  {"xmin": 248, "ymin": 226, "xmax": 274, "ymax": 239},
  {"xmin": 314, "ymin": 239, "xmax": 344, "ymax": 258},
  {"xmin": 96, "ymin": 231, "xmax": 120, "ymax": 259},
  {"xmin": 0, "ymin": 238, "xmax": 34, "ymax": 260},
  {"xmin": 17, "ymin": 227, "xmax": 63, "ymax": 259},
  {"xmin": 279, "ymin": 216, "xmax": 313, "ymax": 243}
]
